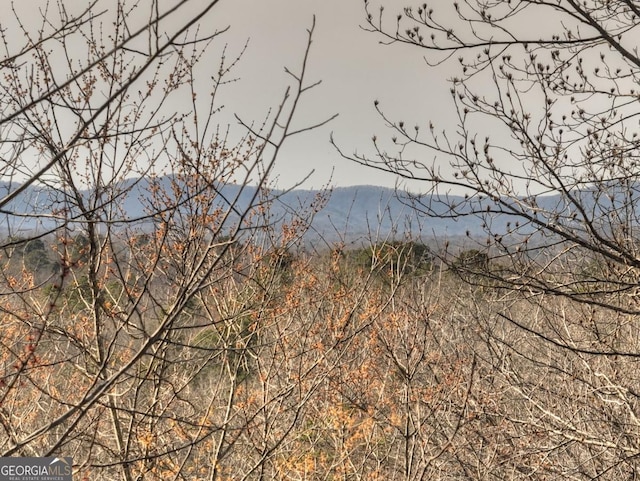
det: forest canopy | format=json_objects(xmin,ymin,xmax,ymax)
[{"xmin": 2, "ymin": 1, "xmax": 640, "ymax": 480}]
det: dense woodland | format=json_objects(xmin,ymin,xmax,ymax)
[
  {"xmin": 5, "ymin": 226, "xmax": 639, "ymax": 480},
  {"xmin": 3, "ymin": 0, "xmax": 640, "ymax": 479}
]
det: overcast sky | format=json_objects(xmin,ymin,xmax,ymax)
[
  {"xmin": 7, "ymin": 0, "xmax": 456, "ymax": 191},
  {"xmin": 208, "ymin": 0, "xmax": 454, "ymax": 190}
]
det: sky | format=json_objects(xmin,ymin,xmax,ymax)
[
  {"xmin": 8, "ymin": 1, "xmax": 614, "ymax": 194},
  {"xmin": 4, "ymin": 0, "xmax": 457, "ymax": 191},
  {"xmin": 207, "ymin": 0, "xmax": 454, "ymax": 190}
]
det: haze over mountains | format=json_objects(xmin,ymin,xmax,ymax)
[{"xmin": 0, "ymin": 175, "xmax": 579, "ymax": 245}]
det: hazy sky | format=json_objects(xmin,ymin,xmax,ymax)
[
  {"xmin": 208, "ymin": 0, "xmax": 454, "ymax": 190},
  {"xmin": 7, "ymin": 0, "xmax": 456, "ymax": 191}
]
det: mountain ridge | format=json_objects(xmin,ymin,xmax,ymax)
[{"xmin": 0, "ymin": 176, "xmax": 570, "ymax": 243}]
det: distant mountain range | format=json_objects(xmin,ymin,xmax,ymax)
[{"xmin": 0, "ymin": 175, "xmax": 626, "ymax": 246}]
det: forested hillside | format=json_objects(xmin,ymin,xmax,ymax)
[
  {"xmin": 4, "ymin": 225, "xmax": 638, "ymax": 479},
  {"xmin": 3, "ymin": 0, "xmax": 640, "ymax": 479}
]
